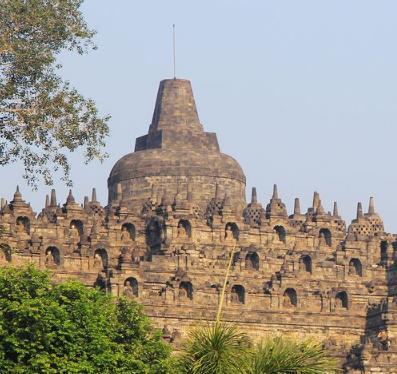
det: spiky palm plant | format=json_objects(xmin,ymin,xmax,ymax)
[
  {"xmin": 176, "ymin": 322, "xmax": 251, "ymax": 374},
  {"xmin": 247, "ymin": 336, "xmax": 337, "ymax": 374}
]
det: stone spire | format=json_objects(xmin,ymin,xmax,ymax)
[
  {"xmin": 45, "ymin": 194, "xmax": 49, "ymax": 208},
  {"xmin": 333, "ymin": 201, "xmax": 339, "ymax": 217},
  {"xmin": 266, "ymin": 184, "xmax": 287, "ymax": 219},
  {"xmin": 364, "ymin": 196, "xmax": 384, "ymax": 234},
  {"xmin": 272, "ymin": 184, "xmax": 279, "ymax": 199},
  {"xmin": 356, "ymin": 202, "xmax": 363, "ymax": 219},
  {"xmin": 91, "ymin": 188, "xmax": 98, "ymax": 203},
  {"xmin": 84, "ymin": 196, "xmax": 89, "ymax": 209},
  {"xmin": 251, "ymin": 187, "xmax": 258, "ymax": 204},
  {"xmin": 66, "ymin": 190, "xmax": 75, "ymax": 204},
  {"xmin": 243, "ymin": 187, "xmax": 265, "ymax": 227},
  {"xmin": 368, "ymin": 196, "xmax": 375, "ymax": 215},
  {"xmin": 312, "ymin": 191, "xmax": 320, "ymax": 210},
  {"xmin": 294, "ymin": 198, "xmax": 301, "ymax": 215},
  {"xmin": 13, "ymin": 186, "xmax": 22, "ymax": 202},
  {"xmin": 149, "ymin": 79, "xmax": 203, "ymax": 134},
  {"xmin": 50, "ymin": 189, "xmax": 57, "ymax": 207}
]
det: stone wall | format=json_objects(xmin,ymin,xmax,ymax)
[{"xmin": 0, "ymin": 186, "xmax": 396, "ymax": 372}]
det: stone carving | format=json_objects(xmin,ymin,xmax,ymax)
[
  {"xmin": 45, "ymin": 249, "xmax": 57, "ymax": 268},
  {"xmin": 0, "ymin": 78, "xmax": 396, "ymax": 372},
  {"xmin": 93, "ymin": 253, "xmax": 103, "ymax": 270},
  {"xmin": 123, "ymin": 281, "xmax": 135, "ymax": 298}
]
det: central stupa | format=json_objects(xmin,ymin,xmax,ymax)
[{"xmin": 108, "ymin": 79, "xmax": 246, "ymax": 212}]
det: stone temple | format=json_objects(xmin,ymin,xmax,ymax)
[{"xmin": 1, "ymin": 78, "xmax": 397, "ymax": 372}]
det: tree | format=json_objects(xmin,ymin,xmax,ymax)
[
  {"xmin": 0, "ymin": 0, "xmax": 109, "ymax": 188},
  {"xmin": 0, "ymin": 266, "xmax": 171, "ymax": 373}
]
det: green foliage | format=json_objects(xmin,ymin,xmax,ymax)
[
  {"xmin": 0, "ymin": 266, "xmax": 171, "ymax": 373},
  {"xmin": 247, "ymin": 336, "xmax": 337, "ymax": 374},
  {"xmin": 176, "ymin": 323, "xmax": 337, "ymax": 374},
  {"xmin": 176, "ymin": 322, "xmax": 251, "ymax": 374},
  {"xmin": 0, "ymin": 0, "xmax": 109, "ymax": 188}
]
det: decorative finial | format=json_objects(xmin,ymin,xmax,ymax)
[
  {"xmin": 294, "ymin": 198, "xmax": 301, "ymax": 215},
  {"xmin": 251, "ymin": 187, "xmax": 257, "ymax": 204},
  {"xmin": 13, "ymin": 185, "xmax": 22, "ymax": 201},
  {"xmin": 50, "ymin": 189, "xmax": 57, "ymax": 207},
  {"xmin": 272, "ymin": 184, "xmax": 278, "ymax": 199},
  {"xmin": 66, "ymin": 189, "xmax": 75, "ymax": 204},
  {"xmin": 84, "ymin": 196, "xmax": 89, "ymax": 209},
  {"xmin": 368, "ymin": 197, "xmax": 375, "ymax": 215},
  {"xmin": 91, "ymin": 188, "xmax": 97, "ymax": 203},
  {"xmin": 312, "ymin": 191, "xmax": 320, "ymax": 209},
  {"xmin": 357, "ymin": 202, "xmax": 363, "ymax": 219},
  {"xmin": 45, "ymin": 194, "xmax": 49, "ymax": 208},
  {"xmin": 333, "ymin": 201, "xmax": 339, "ymax": 217}
]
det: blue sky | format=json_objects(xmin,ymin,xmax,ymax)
[{"xmin": 2, "ymin": 0, "xmax": 397, "ymax": 231}]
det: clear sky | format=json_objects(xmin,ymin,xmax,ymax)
[{"xmin": 2, "ymin": 0, "xmax": 397, "ymax": 231}]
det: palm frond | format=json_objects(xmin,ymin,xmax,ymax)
[
  {"xmin": 176, "ymin": 322, "xmax": 250, "ymax": 374},
  {"xmin": 248, "ymin": 336, "xmax": 338, "ymax": 374}
]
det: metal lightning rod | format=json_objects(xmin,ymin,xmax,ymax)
[{"xmin": 173, "ymin": 24, "xmax": 176, "ymax": 79}]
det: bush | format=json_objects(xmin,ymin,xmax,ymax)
[{"xmin": 0, "ymin": 266, "xmax": 171, "ymax": 373}]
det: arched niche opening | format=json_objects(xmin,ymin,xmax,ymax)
[
  {"xmin": 245, "ymin": 252, "xmax": 259, "ymax": 270},
  {"xmin": 319, "ymin": 228, "xmax": 332, "ymax": 246},
  {"xmin": 70, "ymin": 219, "xmax": 84, "ymax": 237},
  {"xmin": 380, "ymin": 241, "xmax": 388, "ymax": 264},
  {"xmin": 299, "ymin": 255, "xmax": 312, "ymax": 273},
  {"xmin": 45, "ymin": 246, "xmax": 60, "ymax": 267},
  {"xmin": 124, "ymin": 277, "xmax": 138, "ymax": 298},
  {"xmin": 179, "ymin": 281, "xmax": 193, "ymax": 300},
  {"xmin": 121, "ymin": 223, "xmax": 136, "ymax": 241},
  {"xmin": 177, "ymin": 219, "xmax": 191, "ymax": 238},
  {"xmin": 146, "ymin": 218, "xmax": 162, "ymax": 252},
  {"xmin": 0, "ymin": 244, "xmax": 12, "ymax": 263},
  {"xmin": 349, "ymin": 258, "xmax": 363, "ymax": 277},
  {"xmin": 94, "ymin": 248, "xmax": 108, "ymax": 270},
  {"xmin": 231, "ymin": 285, "xmax": 245, "ymax": 304},
  {"xmin": 274, "ymin": 225, "xmax": 286, "ymax": 242},
  {"xmin": 283, "ymin": 288, "xmax": 297, "ymax": 307},
  {"xmin": 225, "ymin": 222, "xmax": 239, "ymax": 240},
  {"xmin": 335, "ymin": 291, "xmax": 348, "ymax": 310},
  {"xmin": 16, "ymin": 216, "xmax": 30, "ymax": 234}
]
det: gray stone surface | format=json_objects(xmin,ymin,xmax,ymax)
[{"xmin": 1, "ymin": 78, "xmax": 397, "ymax": 373}]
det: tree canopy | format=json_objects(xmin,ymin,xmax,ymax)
[
  {"xmin": 0, "ymin": 266, "xmax": 171, "ymax": 373},
  {"xmin": 0, "ymin": 0, "xmax": 109, "ymax": 188}
]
